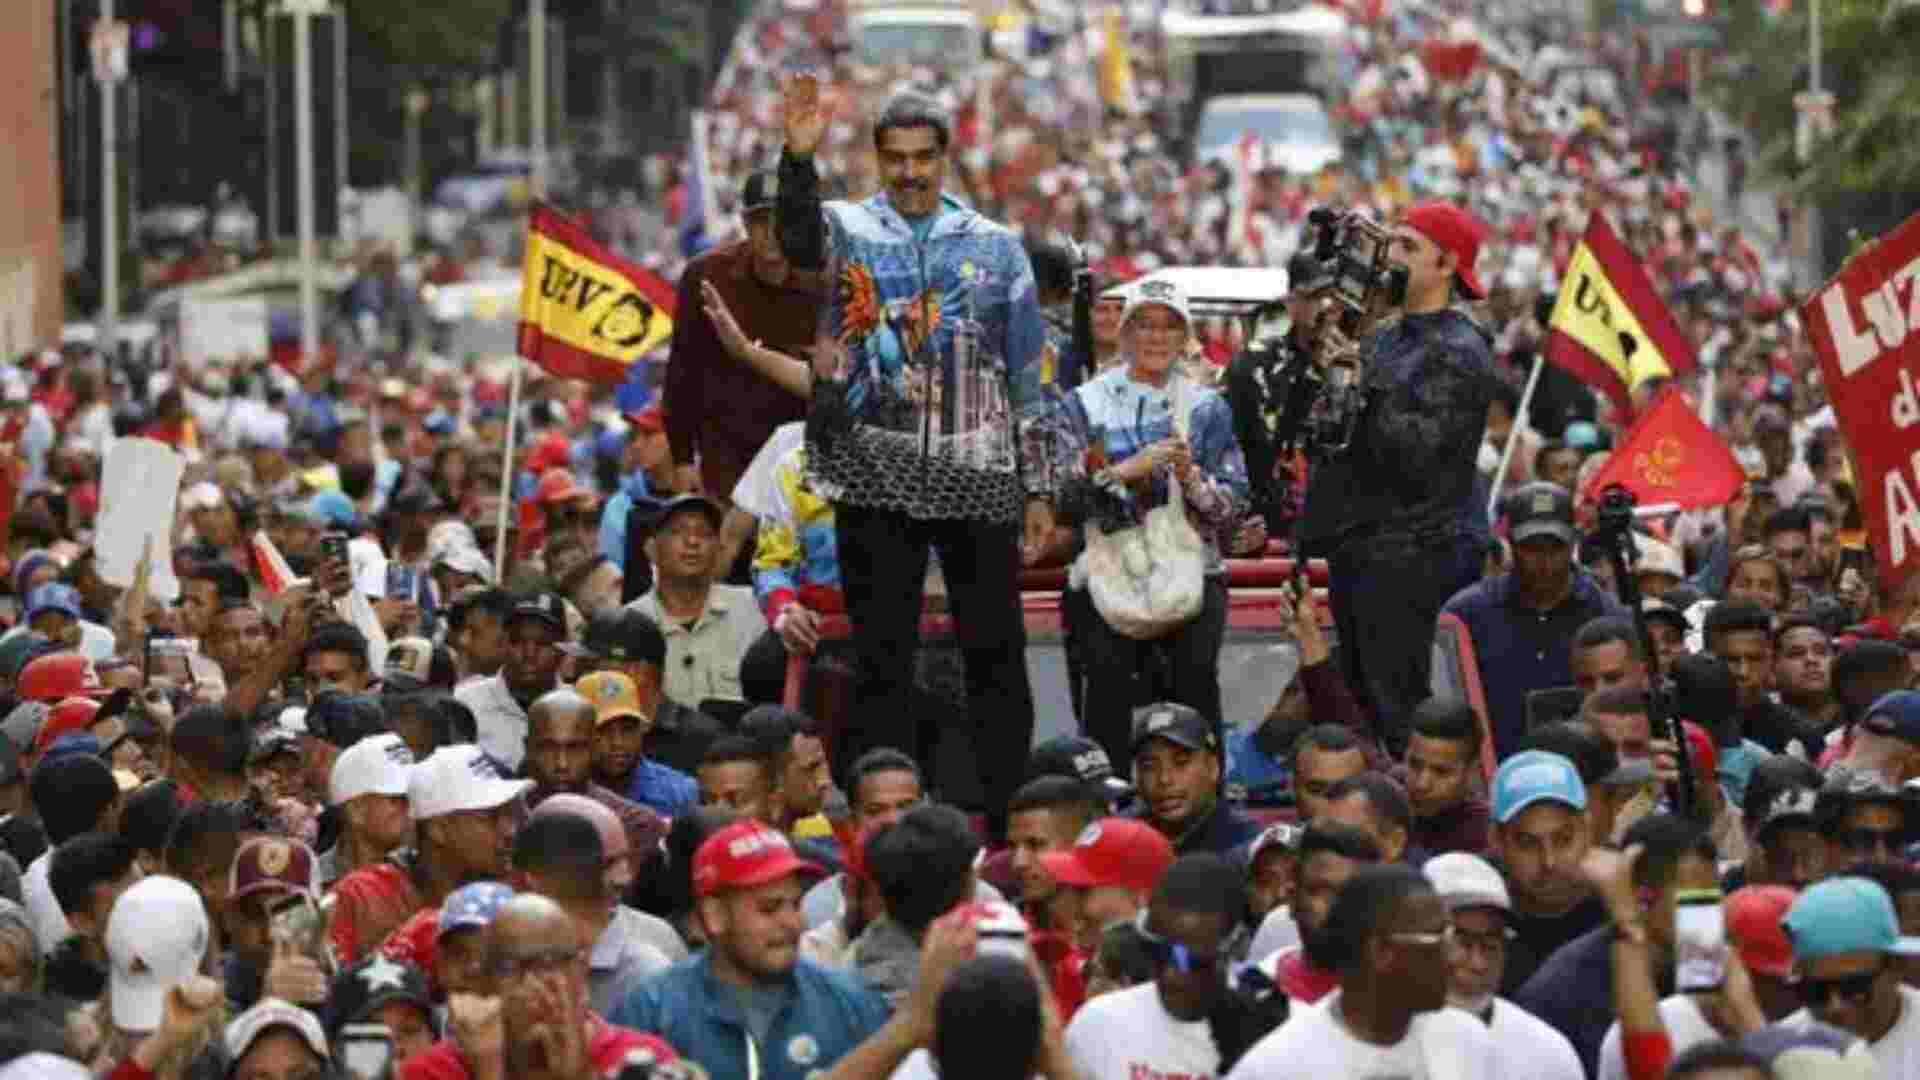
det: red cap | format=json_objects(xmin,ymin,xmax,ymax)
[
  {"xmin": 1038, "ymin": 818, "xmax": 1174, "ymax": 893},
  {"xmin": 628, "ymin": 404, "xmax": 666, "ymax": 435},
  {"xmin": 1681, "ymin": 720, "xmax": 1718, "ymax": 781},
  {"xmin": 693, "ymin": 821, "xmax": 823, "ymax": 897},
  {"xmin": 534, "ymin": 468, "xmax": 597, "ymax": 506},
  {"xmin": 230, "ymin": 836, "xmax": 319, "ymax": 899},
  {"xmin": 18, "ymin": 653, "xmax": 108, "ymax": 703},
  {"xmin": 1724, "ymin": 885, "xmax": 1796, "ymax": 977},
  {"xmin": 1400, "ymin": 201, "xmax": 1488, "ymax": 299},
  {"xmin": 31, "ymin": 696, "xmax": 100, "ymax": 756},
  {"xmin": 526, "ymin": 431, "xmax": 573, "ymax": 474}
]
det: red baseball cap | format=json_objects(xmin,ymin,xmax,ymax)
[
  {"xmin": 693, "ymin": 821, "xmax": 824, "ymax": 898},
  {"xmin": 1724, "ymin": 885, "xmax": 1796, "ymax": 978},
  {"xmin": 534, "ymin": 468, "xmax": 597, "ymax": 506},
  {"xmin": 1400, "ymin": 201, "xmax": 1488, "ymax": 299},
  {"xmin": 1038, "ymin": 818, "xmax": 1174, "ymax": 893},
  {"xmin": 628, "ymin": 404, "xmax": 666, "ymax": 435},
  {"xmin": 18, "ymin": 653, "xmax": 108, "ymax": 703},
  {"xmin": 31, "ymin": 696, "xmax": 100, "ymax": 757},
  {"xmin": 1680, "ymin": 720, "xmax": 1717, "ymax": 780}
]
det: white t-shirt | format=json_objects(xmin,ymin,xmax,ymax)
[
  {"xmin": 22, "ymin": 851, "xmax": 72, "ymax": 955},
  {"xmin": 1597, "ymin": 994, "xmax": 1720, "ymax": 1080},
  {"xmin": 1225, "ymin": 992, "xmax": 1498, "ymax": 1080},
  {"xmin": 1483, "ymin": 999, "xmax": 1584, "ymax": 1080},
  {"xmin": 1246, "ymin": 905, "xmax": 1300, "ymax": 964},
  {"xmin": 1787, "ymin": 982, "xmax": 1920, "ymax": 1077},
  {"xmin": 1065, "ymin": 982, "xmax": 1220, "ymax": 1080}
]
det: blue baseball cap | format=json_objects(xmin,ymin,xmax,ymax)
[
  {"xmin": 306, "ymin": 491, "xmax": 360, "ymax": 531},
  {"xmin": 1860, "ymin": 689, "xmax": 1920, "ymax": 745},
  {"xmin": 436, "ymin": 881, "xmax": 515, "ymax": 941},
  {"xmin": 1491, "ymin": 750, "xmax": 1588, "ymax": 824},
  {"xmin": 1783, "ymin": 876, "xmax": 1920, "ymax": 962},
  {"xmin": 24, "ymin": 584, "xmax": 83, "ymax": 624}
]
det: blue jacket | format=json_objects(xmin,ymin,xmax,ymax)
[
  {"xmin": 777, "ymin": 152, "xmax": 1052, "ymax": 519},
  {"xmin": 1441, "ymin": 569, "xmax": 1624, "ymax": 756},
  {"xmin": 608, "ymin": 951, "xmax": 889, "ymax": 1080}
]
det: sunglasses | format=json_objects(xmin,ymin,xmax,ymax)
[
  {"xmin": 1793, "ymin": 962, "xmax": 1884, "ymax": 1007},
  {"xmin": 1839, "ymin": 827, "xmax": 1907, "ymax": 854},
  {"xmin": 1133, "ymin": 910, "xmax": 1222, "ymax": 975}
]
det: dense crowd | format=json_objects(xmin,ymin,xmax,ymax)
[{"xmin": 3, "ymin": 4, "xmax": 1913, "ymax": 1080}]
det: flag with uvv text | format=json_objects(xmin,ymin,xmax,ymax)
[
  {"xmin": 1545, "ymin": 213, "xmax": 1697, "ymax": 417},
  {"xmin": 518, "ymin": 203, "xmax": 677, "ymax": 384}
]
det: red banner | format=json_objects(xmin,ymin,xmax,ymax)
[{"xmin": 1800, "ymin": 210, "xmax": 1920, "ymax": 587}]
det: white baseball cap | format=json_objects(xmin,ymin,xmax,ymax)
[
  {"xmin": 105, "ymin": 876, "xmax": 211, "ymax": 1033},
  {"xmin": 1634, "ymin": 535, "xmax": 1684, "ymax": 581},
  {"xmin": 224, "ymin": 998, "xmax": 329, "ymax": 1064},
  {"xmin": 408, "ymin": 744, "xmax": 531, "ymax": 820},
  {"xmin": 329, "ymin": 732, "xmax": 416, "ymax": 807},
  {"xmin": 1120, "ymin": 276, "xmax": 1193, "ymax": 333},
  {"xmin": 1422, "ymin": 852, "xmax": 1512, "ymax": 914}
]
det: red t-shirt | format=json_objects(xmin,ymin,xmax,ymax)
[
  {"xmin": 398, "ymin": 1015, "xmax": 676, "ymax": 1080},
  {"xmin": 330, "ymin": 860, "xmax": 424, "ymax": 967}
]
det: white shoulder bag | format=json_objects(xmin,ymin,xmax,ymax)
[{"xmin": 1081, "ymin": 377, "xmax": 1207, "ymax": 640}]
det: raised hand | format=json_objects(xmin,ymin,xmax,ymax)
[{"xmin": 781, "ymin": 71, "xmax": 835, "ymax": 157}]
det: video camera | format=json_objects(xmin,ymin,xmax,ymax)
[{"xmin": 1268, "ymin": 207, "xmax": 1411, "ymax": 459}]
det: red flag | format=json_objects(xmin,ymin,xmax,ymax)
[
  {"xmin": 250, "ymin": 530, "xmax": 301, "ymax": 596},
  {"xmin": 1581, "ymin": 386, "xmax": 1744, "ymax": 510},
  {"xmin": 518, "ymin": 203, "xmax": 678, "ymax": 384}
]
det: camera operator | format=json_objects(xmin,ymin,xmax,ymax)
[
  {"xmin": 1223, "ymin": 252, "xmax": 1321, "ymax": 539},
  {"xmin": 1298, "ymin": 202, "xmax": 1496, "ymax": 756}
]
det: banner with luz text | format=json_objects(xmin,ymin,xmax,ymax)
[
  {"xmin": 1800, "ymin": 209, "xmax": 1920, "ymax": 587},
  {"xmin": 518, "ymin": 203, "xmax": 678, "ymax": 384}
]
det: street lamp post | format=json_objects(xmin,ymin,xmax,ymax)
[
  {"xmin": 284, "ymin": 0, "xmax": 328, "ymax": 369},
  {"xmin": 531, "ymin": 0, "xmax": 546, "ymax": 200}
]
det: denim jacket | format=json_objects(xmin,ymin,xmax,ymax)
[{"xmin": 608, "ymin": 950, "xmax": 890, "ymax": 1080}]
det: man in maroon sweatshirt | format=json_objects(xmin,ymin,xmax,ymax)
[{"xmin": 663, "ymin": 170, "xmax": 820, "ymax": 499}]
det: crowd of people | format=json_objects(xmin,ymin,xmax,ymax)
[{"xmin": 1, "ymin": 3, "xmax": 1911, "ymax": 1080}]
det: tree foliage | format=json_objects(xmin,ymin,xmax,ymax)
[
  {"xmin": 338, "ymin": 0, "xmax": 513, "ymax": 73},
  {"xmin": 1714, "ymin": 0, "xmax": 1920, "ymax": 198}
]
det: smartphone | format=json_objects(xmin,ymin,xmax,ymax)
[
  {"xmin": 148, "ymin": 638, "xmax": 193, "ymax": 684},
  {"xmin": 1674, "ymin": 890, "xmax": 1727, "ymax": 992},
  {"xmin": 321, "ymin": 531, "xmax": 351, "ymax": 569},
  {"xmin": 385, "ymin": 565, "xmax": 419, "ymax": 604},
  {"xmin": 1524, "ymin": 687, "xmax": 1586, "ymax": 731},
  {"xmin": 338, "ymin": 1023, "xmax": 395, "ymax": 1080},
  {"xmin": 268, "ymin": 892, "xmax": 332, "ymax": 974}
]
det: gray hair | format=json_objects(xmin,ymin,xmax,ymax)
[{"xmin": 872, "ymin": 91, "xmax": 951, "ymax": 151}]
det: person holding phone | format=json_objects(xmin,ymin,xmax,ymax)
[
  {"xmin": 223, "ymin": 836, "xmax": 328, "ymax": 1012},
  {"xmin": 327, "ymin": 953, "xmax": 440, "ymax": 1070}
]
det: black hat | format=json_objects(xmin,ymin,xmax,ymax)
[
  {"xmin": 508, "ymin": 591, "xmax": 569, "ymax": 633},
  {"xmin": 1754, "ymin": 784, "xmax": 1820, "ymax": 839},
  {"xmin": 740, "ymin": 170, "xmax": 778, "ymax": 216},
  {"xmin": 1670, "ymin": 653, "xmax": 1738, "ymax": 735},
  {"xmin": 1130, "ymin": 702, "xmax": 1217, "ymax": 754},
  {"xmin": 1028, "ymin": 734, "xmax": 1133, "ymax": 798},
  {"xmin": 325, "ymin": 954, "xmax": 435, "ymax": 1042},
  {"xmin": 562, "ymin": 608, "xmax": 667, "ymax": 666},
  {"xmin": 1506, "ymin": 482, "xmax": 1577, "ymax": 546},
  {"xmin": 1640, "ymin": 597, "xmax": 1688, "ymax": 634},
  {"xmin": 651, "ymin": 494, "xmax": 726, "ymax": 532}
]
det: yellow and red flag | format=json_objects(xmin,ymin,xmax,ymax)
[
  {"xmin": 518, "ymin": 203, "xmax": 677, "ymax": 384},
  {"xmin": 1545, "ymin": 213, "xmax": 1698, "ymax": 416},
  {"xmin": 1581, "ymin": 385, "xmax": 1744, "ymax": 511}
]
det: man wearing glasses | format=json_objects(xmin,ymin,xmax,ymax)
[
  {"xmin": 402, "ymin": 894, "xmax": 680, "ymax": 1080},
  {"xmin": 1224, "ymin": 864, "xmax": 1498, "ymax": 1078},
  {"xmin": 1780, "ymin": 876, "xmax": 1920, "ymax": 1073},
  {"xmin": 1423, "ymin": 852, "xmax": 1583, "ymax": 1080},
  {"xmin": 1064, "ymin": 854, "xmax": 1242, "ymax": 1080}
]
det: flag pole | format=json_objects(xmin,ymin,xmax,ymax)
[
  {"xmin": 1488, "ymin": 355, "xmax": 1546, "ymax": 523},
  {"xmin": 493, "ymin": 358, "xmax": 524, "ymax": 582}
]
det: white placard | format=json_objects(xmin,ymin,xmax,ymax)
[
  {"xmin": 178, "ymin": 296, "xmax": 270, "ymax": 368},
  {"xmin": 95, "ymin": 438, "xmax": 184, "ymax": 603}
]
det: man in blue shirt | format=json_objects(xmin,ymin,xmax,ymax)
[
  {"xmin": 1443, "ymin": 482, "xmax": 1624, "ymax": 756},
  {"xmin": 566, "ymin": 608, "xmax": 718, "ymax": 791}
]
